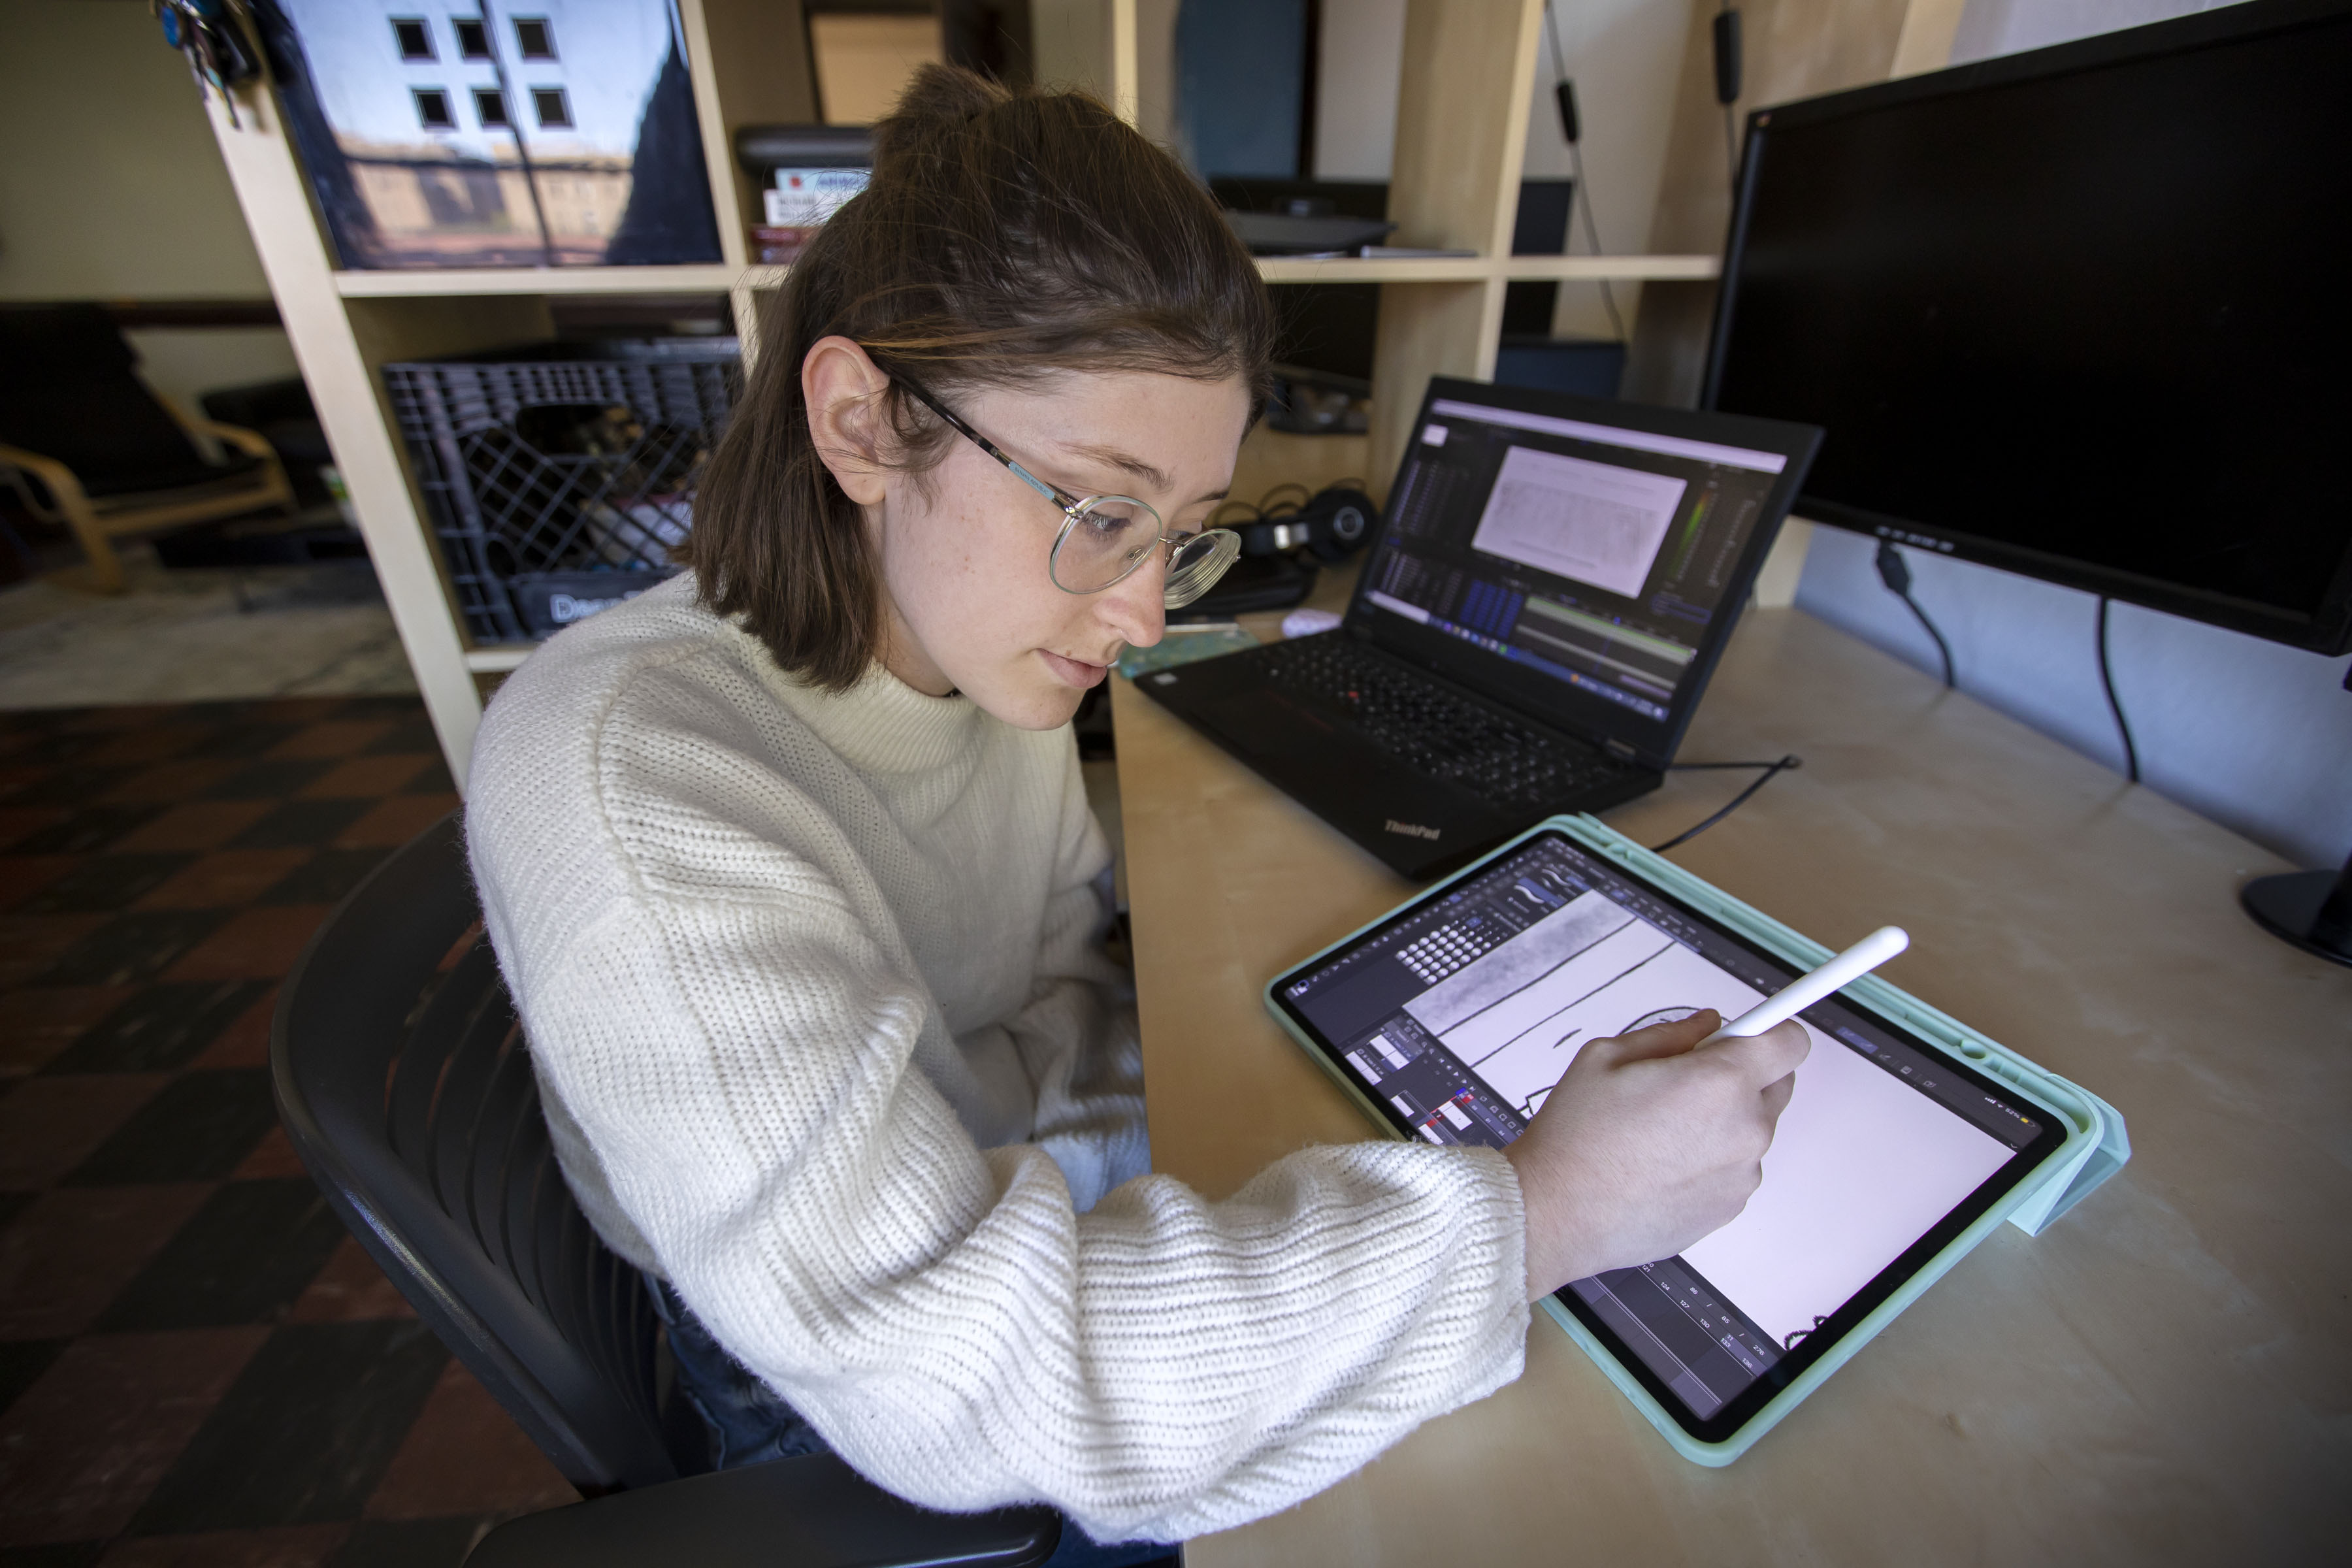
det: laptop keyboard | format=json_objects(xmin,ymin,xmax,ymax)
[{"xmin": 1245, "ymin": 636, "xmax": 1631, "ymax": 809}]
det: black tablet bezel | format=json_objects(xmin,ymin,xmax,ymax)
[{"xmin": 1266, "ymin": 826, "xmax": 2069, "ymax": 1445}]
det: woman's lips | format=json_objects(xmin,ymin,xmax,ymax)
[{"xmin": 1039, "ymin": 649, "xmax": 1111, "ymax": 689}]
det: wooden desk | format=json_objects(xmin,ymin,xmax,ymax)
[{"xmin": 1109, "ymin": 602, "xmax": 2350, "ymax": 1565}]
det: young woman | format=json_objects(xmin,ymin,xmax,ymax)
[{"xmin": 466, "ymin": 66, "xmax": 1805, "ymax": 1560}]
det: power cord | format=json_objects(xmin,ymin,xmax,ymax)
[
  {"xmin": 1716, "ymin": 3, "xmax": 1743, "ymax": 198},
  {"xmin": 2095, "ymin": 596, "xmax": 2140, "ymax": 783},
  {"xmin": 1874, "ymin": 539, "xmax": 1955, "ymax": 689},
  {"xmin": 1650, "ymin": 755, "xmax": 1803, "ymax": 854},
  {"xmin": 1541, "ymin": 2, "xmax": 1628, "ymax": 344}
]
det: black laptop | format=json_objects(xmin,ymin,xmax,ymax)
[{"xmin": 1139, "ymin": 378, "xmax": 1822, "ymax": 878}]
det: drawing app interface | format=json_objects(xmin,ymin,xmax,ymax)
[
  {"xmin": 1280, "ymin": 835, "xmax": 2047, "ymax": 1420},
  {"xmin": 1361, "ymin": 399, "xmax": 1786, "ymax": 722}
]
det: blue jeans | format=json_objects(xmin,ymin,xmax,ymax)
[{"xmin": 651, "ymin": 1279, "xmax": 1179, "ymax": 1568}]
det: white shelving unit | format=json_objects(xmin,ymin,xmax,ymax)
[{"xmin": 201, "ymin": 0, "xmax": 1717, "ymax": 786}]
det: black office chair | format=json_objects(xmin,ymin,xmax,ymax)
[{"xmin": 271, "ymin": 811, "xmax": 1059, "ymax": 1567}]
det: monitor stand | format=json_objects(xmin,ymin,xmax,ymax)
[{"xmin": 2242, "ymin": 853, "xmax": 2352, "ymax": 968}]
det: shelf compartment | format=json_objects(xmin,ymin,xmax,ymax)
[{"xmin": 335, "ymin": 265, "xmax": 743, "ymax": 298}]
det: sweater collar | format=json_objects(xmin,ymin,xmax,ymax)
[{"xmin": 763, "ymin": 656, "xmax": 984, "ymax": 776}]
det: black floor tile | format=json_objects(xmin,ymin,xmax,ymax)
[
  {"xmin": 1, "ymin": 766, "xmax": 137, "ymax": 810},
  {"xmin": 97, "ymin": 1179, "xmax": 351, "ymax": 1331},
  {"xmin": 0, "ymin": 1338, "xmax": 66, "ymax": 1418},
  {"xmin": 18, "ymin": 853, "xmax": 195, "ymax": 915},
  {"xmin": 400, "ymin": 759, "xmax": 457, "ymax": 795},
  {"xmin": 129, "ymin": 1319, "xmax": 451, "ymax": 1532},
  {"xmin": 232, "ymin": 799, "xmax": 373, "ymax": 851},
  {"xmin": 257, "ymin": 847, "xmax": 393, "ymax": 907},
  {"xmin": 363, "ymin": 717, "xmax": 440, "ymax": 757},
  {"xmin": 0, "ymin": 1545, "xmax": 105, "ymax": 1568},
  {"xmin": 188, "ymin": 722, "xmax": 301, "ymax": 761},
  {"xmin": 43, "ymin": 979, "xmax": 275, "ymax": 1075},
  {"xmin": 331, "ymin": 1517, "xmax": 494, "ymax": 1568},
  {"xmin": 35, "ymin": 908, "xmax": 227, "ymax": 988},
  {"xmin": 63, "ymin": 1067, "xmax": 279, "ymax": 1185},
  {"xmin": 0, "ymin": 1192, "xmax": 31, "ymax": 1230},
  {"xmin": 202, "ymin": 759, "xmax": 336, "ymax": 801},
  {"xmin": 12, "ymin": 804, "xmax": 161, "ymax": 857}
]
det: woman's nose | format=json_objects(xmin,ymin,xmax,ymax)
[{"xmin": 1099, "ymin": 551, "xmax": 1168, "ymax": 648}]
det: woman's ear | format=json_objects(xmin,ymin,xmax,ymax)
[{"xmin": 802, "ymin": 335, "xmax": 892, "ymax": 506}]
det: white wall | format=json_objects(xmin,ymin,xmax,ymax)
[
  {"xmin": 0, "ymin": 0, "xmax": 299, "ymax": 416},
  {"xmin": 1793, "ymin": 0, "xmax": 2351, "ymax": 871},
  {"xmin": 1311, "ymin": 0, "xmax": 1687, "ymax": 341}
]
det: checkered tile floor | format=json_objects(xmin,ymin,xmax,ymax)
[{"xmin": 0, "ymin": 698, "xmax": 577, "ymax": 1566}]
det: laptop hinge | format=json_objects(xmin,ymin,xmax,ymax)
[{"xmin": 1603, "ymin": 739, "xmax": 1640, "ymax": 763}]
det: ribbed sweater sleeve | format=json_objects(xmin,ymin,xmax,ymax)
[{"xmin": 466, "ymin": 589, "xmax": 1531, "ymax": 1544}]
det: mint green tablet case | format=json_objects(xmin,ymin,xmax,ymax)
[{"xmin": 1260, "ymin": 813, "xmax": 2131, "ymax": 1466}]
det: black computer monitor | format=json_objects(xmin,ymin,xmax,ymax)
[{"xmin": 1701, "ymin": 0, "xmax": 2352, "ymax": 656}]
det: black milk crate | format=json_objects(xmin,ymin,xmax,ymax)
[{"xmin": 385, "ymin": 338, "xmax": 743, "ymax": 643}]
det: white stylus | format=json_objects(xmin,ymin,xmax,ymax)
[{"xmin": 1700, "ymin": 926, "xmax": 1910, "ymax": 1044}]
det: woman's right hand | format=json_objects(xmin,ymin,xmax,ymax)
[{"xmin": 1502, "ymin": 1009, "xmax": 1809, "ymax": 1301}]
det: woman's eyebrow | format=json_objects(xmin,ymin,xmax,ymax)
[{"xmin": 1050, "ymin": 442, "xmax": 1227, "ymax": 507}]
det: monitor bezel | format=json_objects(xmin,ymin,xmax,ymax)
[{"xmin": 1699, "ymin": 0, "xmax": 2352, "ymax": 657}]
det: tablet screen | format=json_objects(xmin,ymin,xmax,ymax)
[{"xmin": 1270, "ymin": 830, "xmax": 2063, "ymax": 1439}]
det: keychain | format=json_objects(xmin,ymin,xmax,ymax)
[{"xmin": 154, "ymin": 1, "xmax": 259, "ymax": 127}]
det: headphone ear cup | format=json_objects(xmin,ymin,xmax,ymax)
[{"xmin": 1305, "ymin": 488, "xmax": 1379, "ymax": 563}]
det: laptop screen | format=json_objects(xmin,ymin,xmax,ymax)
[{"xmin": 1349, "ymin": 385, "xmax": 1806, "ymax": 759}]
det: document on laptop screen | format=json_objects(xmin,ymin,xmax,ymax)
[{"xmin": 1359, "ymin": 398, "xmax": 1788, "ymax": 723}]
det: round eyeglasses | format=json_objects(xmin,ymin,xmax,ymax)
[{"xmin": 892, "ymin": 378, "xmax": 1242, "ymax": 610}]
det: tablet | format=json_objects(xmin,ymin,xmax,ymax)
[{"xmin": 1266, "ymin": 824, "xmax": 2072, "ymax": 1458}]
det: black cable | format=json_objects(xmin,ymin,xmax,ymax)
[
  {"xmin": 1716, "ymin": 1, "xmax": 1742, "ymax": 199},
  {"xmin": 1874, "ymin": 540, "xmax": 1955, "ymax": 689},
  {"xmin": 1722, "ymin": 102, "xmax": 1740, "ymax": 199},
  {"xmin": 1542, "ymin": 1, "xmax": 1627, "ymax": 345},
  {"xmin": 1650, "ymin": 755, "xmax": 1803, "ymax": 854},
  {"xmin": 2096, "ymin": 596, "xmax": 2140, "ymax": 784}
]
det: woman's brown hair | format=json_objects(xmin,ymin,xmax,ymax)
[{"xmin": 685, "ymin": 65, "xmax": 1275, "ymax": 690}]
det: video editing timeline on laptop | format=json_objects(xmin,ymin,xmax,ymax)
[
  {"xmin": 1277, "ymin": 833, "xmax": 2051, "ymax": 1423},
  {"xmin": 1362, "ymin": 399, "xmax": 1789, "ymax": 722}
]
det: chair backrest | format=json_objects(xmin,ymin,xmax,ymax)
[
  {"xmin": 272, "ymin": 811, "xmax": 693, "ymax": 1493},
  {"xmin": 0, "ymin": 304, "xmax": 205, "ymax": 484}
]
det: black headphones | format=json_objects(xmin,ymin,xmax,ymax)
[{"xmin": 1229, "ymin": 483, "xmax": 1379, "ymax": 563}]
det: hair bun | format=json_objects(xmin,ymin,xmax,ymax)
[{"xmin": 873, "ymin": 63, "xmax": 1012, "ymax": 175}]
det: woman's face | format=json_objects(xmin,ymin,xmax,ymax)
[{"xmin": 821, "ymin": 348, "xmax": 1252, "ymax": 730}]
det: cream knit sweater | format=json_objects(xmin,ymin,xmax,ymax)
[{"xmin": 465, "ymin": 576, "xmax": 1529, "ymax": 1543}]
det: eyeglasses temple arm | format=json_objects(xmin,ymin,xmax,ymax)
[{"xmin": 892, "ymin": 374, "xmax": 1079, "ymax": 512}]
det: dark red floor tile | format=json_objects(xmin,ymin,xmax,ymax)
[
  {"xmin": 286, "ymin": 1239, "xmax": 414, "ymax": 1326},
  {"xmin": 0, "ymin": 1076, "xmax": 169, "ymax": 1190},
  {"xmin": 0, "ymin": 1186, "xmax": 214, "ymax": 1339},
  {"xmin": 0, "ymin": 857, "xmax": 73, "ymax": 911},
  {"xmin": 60, "ymin": 705, "xmax": 186, "ymax": 734},
  {"xmin": 253, "ymin": 852, "xmax": 388, "ymax": 909},
  {"xmin": 163, "ymin": 908, "xmax": 329, "ymax": 983},
  {"xmin": 250, "ymin": 700, "xmax": 351, "ymax": 726},
  {"xmin": 104, "ymin": 760, "xmax": 244, "ymax": 807},
  {"xmin": 5, "ymin": 769, "xmax": 139, "ymax": 811},
  {"xmin": 135, "ymin": 853, "xmax": 312, "ymax": 912},
  {"xmin": 189, "ymin": 988, "xmax": 278, "ymax": 1071},
  {"xmin": 95, "ymin": 1526, "xmax": 349, "ymax": 1567},
  {"xmin": 112, "ymin": 806, "xmax": 273, "ymax": 857},
  {"xmin": 332, "ymin": 798, "xmax": 456, "ymax": 851},
  {"xmin": 199, "ymin": 763, "xmax": 334, "ymax": 804},
  {"xmin": 12, "ymin": 807, "xmax": 165, "ymax": 858},
  {"xmin": 357, "ymin": 717, "xmax": 437, "ymax": 758},
  {"xmin": 229, "ymin": 1129, "xmax": 309, "ymax": 1183},
  {"xmin": 227, "ymin": 802, "xmax": 370, "ymax": 853},
  {"xmin": 0, "ymin": 914, "xmax": 108, "ymax": 989},
  {"xmin": 0, "ymin": 1328, "xmax": 269, "ymax": 1548},
  {"xmin": 0, "ymin": 988, "xmax": 135, "ymax": 1077},
  {"xmin": 361, "ymin": 1360, "xmax": 576, "ymax": 1522},
  {"xmin": 265, "ymin": 724, "xmax": 395, "ymax": 764},
  {"xmin": 293, "ymin": 758, "xmax": 428, "ymax": 800}
]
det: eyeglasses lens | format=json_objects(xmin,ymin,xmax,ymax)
[{"xmin": 1049, "ymin": 496, "xmax": 1242, "ymax": 609}]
